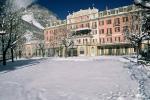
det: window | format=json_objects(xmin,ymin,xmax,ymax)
[
  {"xmin": 116, "ymin": 10, "xmax": 119, "ymax": 14},
  {"xmin": 111, "ymin": 10, "xmax": 115, "ymax": 14},
  {"xmin": 75, "ymin": 25, "xmax": 78, "ymax": 29},
  {"xmin": 110, "ymin": 38, "xmax": 112, "ymax": 43},
  {"xmin": 99, "ymin": 38, "xmax": 101, "ymax": 43},
  {"xmin": 118, "ymin": 37, "xmax": 121, "ymax": 42},
  {"xmin": 47, "ymin": 36, "xmax": 48, "ymax": 41},
  {"xmin": 79, "ymin": 39, "xmax": 81, "ymax": 44},
  {"xmin": 103, "ymin": 11, "xmax": 107, "ymax": 16},
  {"xmin": 101, "ymin": 29, "xmax": 104, "ymax": 34},
  {"xmin": 81, "ymin": 24, "xmax": 84, "ymax": 28},
  {"xmin": 76, "ymin": 40, "xmax": 78, "ymax": 43},
  {"xmin": 99, "ymin": 21, "xmax": 104, "ymax": 26},
  {"xmin": 93, "ymin": 14, "xmax": 96, "ymax": 19},
  {"xmin": 99, "ymin": 30, "xmax": 101, "ymax": 34},
  {"xmin": 107, "ymin": 38, "xmax": 109, "ymax": 42},
  {"xmin": 123, "ymin": 8, "xmax": 127, "ymax": 12},
  {"xmin": 115, "ymin": 27, "xmax": 120, "ymax": 32},
  {"xmin": 103, "ymin": 38, "xmax": 105, "ymax": 43},
  {"xmin": 100, "ymin": 13, "xmax": 103, "ymax": 17},
  {"xmin": 123, "ymin": 26, "xmax": 128, "ymax": 32},
  {"xmin": 123, "ymin": 17, "xmax": 128, "ymax": 22},
  {"xmin": 92, "ymin": 22, "xmax": 97, "ymax": 29},
  {"xmin": 86, "ymin": 23, "xmax": 90, "ymax": 28},
  {"xmin": 93, "ymin": 39, "xmax": 95, "ymax": 43},
  {"xmin": 106, "ymin": 19, "xmax": 111, "ymax": 24},
  {"xmin": 136, "ymin": 25, "xmax": 138, "ymax": 30},
  {"xmin": 119, "ymin": 8, "xmax": 123, "ymax": 12},
  {"xmin": 85, "ymin": 39, "xmax": 88, "ymax": 43},
  {"xmin": 107, "ymin": 28, "xmax": 112, "ymax": 34},
  {"xmin": 114, "ymin": 18, "xmax": 120, "ymax": 26},
  {"xmin": 95, "ymin": 30, "xmax": 97, "ymax": 34},
  {"xmin": 83, "ymin": 39, "xmax": 85, "ymax": 44},
  {"xmin": 127, "ymin": 5, "xmax": 133, "ymax": 11}
]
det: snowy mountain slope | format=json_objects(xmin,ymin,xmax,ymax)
[
  {"xmin": 21, "ymin": 4, "xmax": 58, "ymax": 42},
  {"xmin": 22, "ymin": 13, "xmax": 44, "ymax": 30},
  {"xmin": 25, "ymin": 4, "xmax": 58, "ymax": 27},
  {"xmin": 22, "ymin": 4, "xmax": 58, "ymax": 30}
]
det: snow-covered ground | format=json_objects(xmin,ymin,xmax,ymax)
[{"xmin": 0, "ymin": 56, "xmax": 139, "ymax": 100}]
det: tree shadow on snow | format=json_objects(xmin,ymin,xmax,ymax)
[{"xmin": 0, "ymin": 58, "xmax": 46, "ymax": 74}]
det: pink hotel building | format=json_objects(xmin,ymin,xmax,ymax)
[{"xmin": 44, "ymin": 4, "xmax": 142, "ymax": 57}]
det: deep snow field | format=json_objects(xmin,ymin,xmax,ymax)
[{"xmin": 0, "ymin": 56, "xmax": 139, "ymax": 100}]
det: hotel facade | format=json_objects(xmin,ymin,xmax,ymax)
[{"xmin": 44, "ymin": 5, "xmax": 143, "ymax": 57}]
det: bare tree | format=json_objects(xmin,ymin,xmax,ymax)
[{"xmin": 0, "ymin": 1, "xmax": 26, "ymax": 65}]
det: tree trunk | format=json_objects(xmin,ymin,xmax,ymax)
[
  {"xmin": 53, "ymin": 45, "xmax": 55, "ymax": 56},
  {"xmin": 2, "ymin": 35, "xmax": 6, "ymax": 65},
  {"xmin": 11, "ymin": 48, "xmax": 14, "ymax": 62},
  {"xmin": 136, "ymin": 47, "xmax": 139, "ymax": 61},
  {"xmin": 71, "ymin": 48, "xmax": 73, "ymax": 57},
  {"xmin": 137, "ymin": 43, "xmax": 142, "ymax": 59},
  {"xmin": 15, "ymin": 50, "xmax": 18, "ymax": 60},
  {"xmin": 3, "ymin": 51, "xmax": 6, "ymax": 65},
  {"xmin": 19, "ymin": 50, "xmax": 22, "ymax": 58},
  {"xmin": 42, "ymin": 49, "xmax": 44, "ymax": 57},
  {"xmin": 65, "ymin": 47, "xmax": 68, "ymax": 58}
]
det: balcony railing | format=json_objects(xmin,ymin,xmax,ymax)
[
  {"xmin": 99, "ymin": 41, "xmax": 129, "ymax": 45},
  {"xmin": 72, "ymin": 28, "xmax": 92, "ymax": 36}
]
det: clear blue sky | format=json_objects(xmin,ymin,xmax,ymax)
[{"xmin": 36, "ymin": 0, "xmax": 134, "ymax": 19}]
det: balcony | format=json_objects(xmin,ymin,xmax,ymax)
[
  {"xmin": 74, "ymin": 27, "xmax": 91, "ymax": 31},
  {"xmin": 72, "ymin": 28, "xmax": 92, "ymax": 38}
]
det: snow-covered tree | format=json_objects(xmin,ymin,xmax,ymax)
[
  {"xmin": 0, "ymin": 1, "xmax": 26, "ymax": 65},
  {"xmin": 124, "ymin": 3, "xmax": 150, "ymax": 61},
  {"xmin": 134, "ymin": 0, "xmax": 150, "ymax": 61},
  {"xmin": 134, "ymin": 0, "xmax": 150, "ymax": 9}
]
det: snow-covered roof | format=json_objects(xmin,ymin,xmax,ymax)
[{"xmin": 22, "ymin": 14, "xmax": 44, "ymax": 30}]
